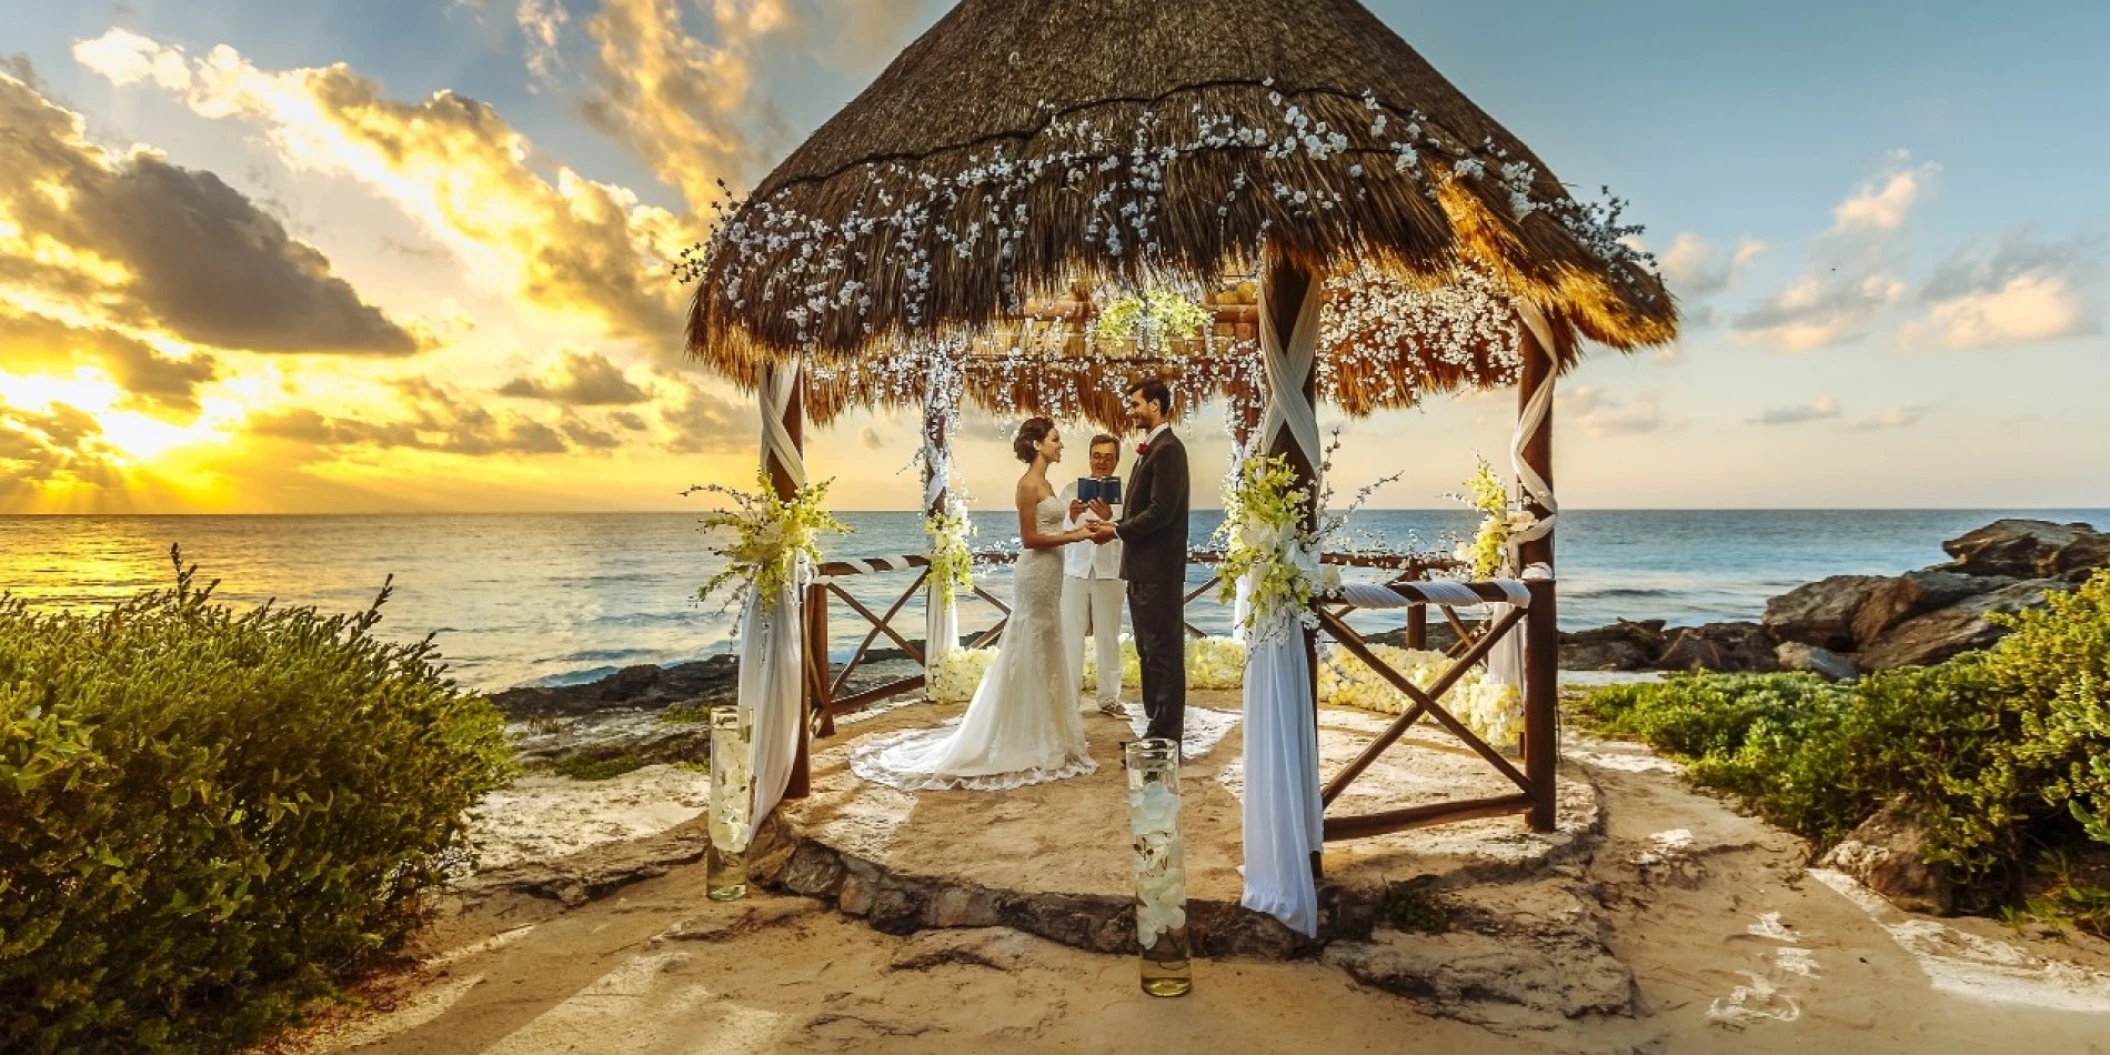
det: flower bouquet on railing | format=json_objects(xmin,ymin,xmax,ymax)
[
  {"xmin": 925, "ymin": 499, "xmax": 975, "ymax": 609},
  {"xmin": 1212, "ymin": 453, "xmax": 1319, "ymax": 635},
  {"xmin": 1447, "ymin": 456, "xmax": 1539, "ymax": 580},
  {"xmin": 684, "ymin": 471, "xmax": 850, "ymax": 607}
]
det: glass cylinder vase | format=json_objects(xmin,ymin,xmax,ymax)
[
  {"xmin": 1127, "ymin": 737, "xmax": 1191, "ymax": 997},
  {"xmin": 707, "ymin": 705, "xmax": 752, "ymax": 901}
]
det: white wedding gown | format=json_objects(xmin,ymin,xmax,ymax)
[{"xmin": 850, "ymin": 494, "xmax": 1097, "ymax": 791}]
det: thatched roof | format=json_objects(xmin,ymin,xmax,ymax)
[{"xmin": 684, "ymin": 0, "xmax": 1675, "ymax": 420}]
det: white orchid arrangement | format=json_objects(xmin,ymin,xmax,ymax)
[
  {"xmin": 685, "ymin": 471, "xmax": 850, "ymax": 608},
  {"xmin": 708, "ymin": 710, "xmax": 754, "ymax": 852},
  {"xmin": 1129, "ymin": 778, "xmax": 1188, "ymax": 949}
]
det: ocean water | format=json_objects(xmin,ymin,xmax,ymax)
[{"xmin": 2, "ymin": 509, "xmax": 2101, "ymax": 693}]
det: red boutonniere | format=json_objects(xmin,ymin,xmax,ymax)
[{"xmin": 1136, "ymin": 443, "xmax": 1151, "ymax": 456}]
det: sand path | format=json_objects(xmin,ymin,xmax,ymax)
[{"xmin": 282, "ymin": 736, "xmax": 2110, "ymax": 1054}]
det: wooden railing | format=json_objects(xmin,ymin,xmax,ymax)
[
  {"xmin": 802, "ymin": 548, "xmax": 1460, "ymax": 738},
  {"xmin": 1311, "ymin": 577, "xmax": 1559, "ymax": 836}
]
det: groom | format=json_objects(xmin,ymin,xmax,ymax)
[{"xmin": 1089, "ymin": 379, "xmax": 1189, "ymax": 744}]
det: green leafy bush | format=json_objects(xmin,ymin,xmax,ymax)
[
  {"xmin": 0, "ymin": 552, "xmax": 516, "ymax": 1053},
  {"xmin": 1577, "ymin": 571, "xmax": 2110, "ymax": 926}
]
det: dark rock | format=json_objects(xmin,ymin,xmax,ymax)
[
  {"xmin": 868, "ymin": 875, "xmax": 935, "ymax": 935},
  {"xmin": 1186, "ymin": 899, "xmax": 1306, "ymax": 959},
  {"xmin": 1852, "ymin": 570, "xmax": 2013, "ymax": 647},
  {"xmin": 508, "ymin": 710, "xmax": 710, "ymax": 769},
  {"xmin": 491, "ymin": 655, "xmax": 741, "ymax": 718},
  {"xmin": 2049, "ymin": 533, "xmax": 2110, "ymax": 581},
  {"xmin": 1942, "ymin": 519, "xmax": 2107, "ymax": 579},
  {"xmin": 1817, "ymin": 797, "xmax": 1954, "ymax": 914},
  {"xmin": 1764, "ymin": 575, "xmax": 1890, "ymax": 651},
  {"xmin": 775, "ymin": 842, "xmax": 848, "ymax": 899},
  {"xmin": 1557, "ymin": 620, "xmax": 1668, "ymax": 671},
  {"xmin": 1654, "ymin": 622, "xmax": 1781, "ymax": 673},
  {"xmin": 472, "ymin": 816, "xmax": 708, "ymax": 905},
  {"xmin": 1775, "ymin": 642, "xmax": 1858, "ymax": 681},
  {"xmin": 996, "ymin": 891, "xmax": 1127, "ymax": 952},
  {"xmin": 924, "ymin": 884, "xmax": 1002, "ymax": 929},
  {"xmin": 1857, "ymin": 579, "xmax": 2075, "ymax": 671}
]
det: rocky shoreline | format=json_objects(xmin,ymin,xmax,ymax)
[
  {"xmin": 489, "ymin": 518, "xmax": 2109, "ymax": 772},
  {"xmin": 1552, "ymin": 518, "xmax": 2107, "ymax": 679}
]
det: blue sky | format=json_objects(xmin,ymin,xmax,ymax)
[{"xmin": 1, "ymin": 0, "xmax": 2104, "ymax": 511}]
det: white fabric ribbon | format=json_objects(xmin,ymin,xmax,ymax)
[
  {"xmin": 743, "ymin": 359, "xmax": 807, "ymax": 831},
  {"xmin": 1239, "ymin": 279, "xmax": 1326, "ymax": 938},
  {"xmin": 1508, "ymin": 300, "xmax": 1559, "ymax": 550},
  {"xmin": 1329, "ymin": 580, "xmax": 1532, "ymax": 609},
  {"xmin": 921, "ymin": 377, "xmax": 960, "ymax": 664},
  {"xmin": 1490, "ymin": 302, "xmax": 1558, "ymax": 706}
]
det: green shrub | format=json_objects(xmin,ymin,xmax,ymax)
[
  {"xmin": 1576, "ymin": 571, "xmax": 2110, "ymax": 926},
  {"xmin": 0, "ymin": 551, "xmax": 517, "ymax": 1053}
]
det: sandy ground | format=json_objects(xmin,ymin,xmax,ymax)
[{"xmin": 281, "ymin": 720, "xmax": 2110, "ymax": 1054}]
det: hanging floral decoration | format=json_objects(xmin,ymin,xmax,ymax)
[
  {"xmin": 1213, "ymin": 453, "xmax": 1319, "ymax": 634},
  {"xmin": 1093, "ymin": 287, "xmax": 1211, "ymax": 349},
  {"xmin": 684, "ymin": 472, "xmax": 851, "ymax": 607}
]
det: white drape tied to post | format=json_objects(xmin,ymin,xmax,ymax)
[
  {"xmin": 741, "ymin": 359, "xmax": 807, "ymax": 832},
  {"xmin": 921, "ymin": 395, "xmax": 960, "ymax": 665},
  {"xmin": 1488, "ymin": 302, "xmax": 1560, "ymax": 696},
  {"xmin": 1238, "ymin": 283, "xmax": 1326, "ymax": 938}
]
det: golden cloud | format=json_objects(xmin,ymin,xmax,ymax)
[
  {"xmin": 0, "ymin": 69, "xmax": 418, "ymax": 357},
  {"xmin": 76, "ymin": 29, "xmax": 696, "ymax": 343}
]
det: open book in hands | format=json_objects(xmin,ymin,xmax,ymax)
[{"xmin": 1076, "ymin": 476, "xmax": 1122, "ymax": 505}]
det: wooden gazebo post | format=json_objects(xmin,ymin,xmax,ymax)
[
  {"xmin": 764, "ymin": 360, "xmax": 812, "ymax": 801},
  {"xmin": 1514, "ymin": 313, "xmax": 1558, "ymax": 832},
  {"xmin": 1260, "ymin": 254, "xmax": 1323, "ymax": 876}
]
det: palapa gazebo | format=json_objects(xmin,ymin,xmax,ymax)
[{"xmin": 685, "ymin": 0, "xmax": 1677, "ymax": 937}]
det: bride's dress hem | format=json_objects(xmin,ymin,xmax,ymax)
[
  {"xmin": 844, "ymin": 493, "xmax": 1095, "ymax": 795},
  {"xmin": 848, "ymin": 731, "xmax": 1098, "ymax": 793}
]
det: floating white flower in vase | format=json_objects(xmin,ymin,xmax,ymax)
[{"xmin": 1127, "ymin": 738, "xmax": 1191, "ymax": 997}]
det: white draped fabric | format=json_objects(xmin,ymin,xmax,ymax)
[
  {"xmin": 742, "ymin": 360, "xmax": 807, "ymax": 833},
  {"xmin": 1489, "ymin": 302, "xmax": 1560, "ymax": 696},
  {"xmin": 1238, "ymin": 283, "xmax": 1327, "ymax": 938},
  {"xmin": 921, "ymin": 433, "xmax": 959, "ymax": 664}
]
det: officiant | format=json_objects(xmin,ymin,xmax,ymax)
[{"xmin": 1059, "ymin": 433, "xmax": 1126, "ymax": 718}]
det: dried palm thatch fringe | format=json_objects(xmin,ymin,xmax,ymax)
[{"xmin": 684, "ymin": 0, "xmax": 1676, "ymax": 423}]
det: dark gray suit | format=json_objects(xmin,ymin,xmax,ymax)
[{"xmin": 1114, "ymin": 429, "xmax": 1189, "ymax": 742}]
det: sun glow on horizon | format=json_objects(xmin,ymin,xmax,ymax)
[{"xmin": 0, "ymin": 366, "xmax": 239, "ymax": 466}]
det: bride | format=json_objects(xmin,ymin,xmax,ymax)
[{"xmin": 850, "ymin": 417, "xmax": 1099, "ymax": 791}]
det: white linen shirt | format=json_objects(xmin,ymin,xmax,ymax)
[{"xmin": 1059, "ymin": 480, "xmax": 1123, "ymax": 580}]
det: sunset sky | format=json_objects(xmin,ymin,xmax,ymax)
[{"xmin": 0, "ymin": 0, "xmax": 2104, "ymax": 513}]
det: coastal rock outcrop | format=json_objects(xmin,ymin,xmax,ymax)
[
  {"xmin": 1816, "ymin": 798, "xmax": 1954, "ymax": 915},
  {"xmin": 1851, "ymin": 570, "xmax": 2014, "ymax": 648},
  {"xmin": 1855, "ymin": 578, "xmax": 2075, "ymax": 671},
  {"xmin": 1941, "ymin": 519, "xmax": 2110, "ymax": 581},
  {"xmin": 1558, "ymin": 620, "xmax": 1668, "ymax": 672},
  {"xmin": 1775, "ymin": 642, "xmax": 1858, "ymax": 680},
  {"xmin": 1654, "ymin": 622, "xmax": 1780, "ymax": 674},
  {"xmin": 1763, "ymin": 575, "xmax": 1889, "ymax": 652}
]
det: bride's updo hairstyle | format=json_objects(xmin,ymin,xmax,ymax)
[{"xmin": 1012, "ymin": 417, "xmax": 1055, "ymax": 463}]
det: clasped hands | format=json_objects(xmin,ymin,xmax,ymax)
[{"xmin": 1084, "ymin": 520, "xmax": 1118, "ymax": 545}]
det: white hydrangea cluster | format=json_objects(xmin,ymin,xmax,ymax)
[{"xmin": 1318, "ymin": 643, "xmax": 1524, "ymax": 749}]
